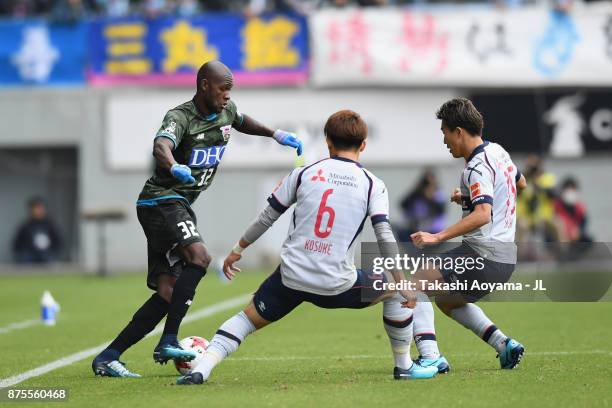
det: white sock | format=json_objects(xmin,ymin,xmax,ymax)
[
  {"xmin": 449, "ymin": 303, "xmax": 508, "ymax": 354},
  {"xmin": 413, "ymin": 292, "xmax": 440, "ymax": 359},
  {"xmin": 383, "ymin": 294, "xmax": 414, "ymax": 370},
  {"xmin": 192, "ymin": 311, "xmax": 256, "ymax": 380}
]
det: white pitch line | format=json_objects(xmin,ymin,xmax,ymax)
[
  {"xmin": 0, "ymin": 319, "xmax": 40, "ymax": 335},
  {"xmin": 0, "ymin": 294, "xmax": 251, "ymax": 389},
  {"xmin": 226, "ymin": 350, "xmax": 612, "ymax": 362}
]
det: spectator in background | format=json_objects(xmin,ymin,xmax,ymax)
[
  {"xmin": 243, "ymin": 0, "xmax": 310, "ymax": 17},
  {"xmin": 175, "ymin": 0, "xmax": 198, "ymax": 16},
  {"xmin": 12, "ymin": 197, "xmax": 62, "ymax": 264},
  {"xmin": 317, "ymin": 0, "xmax": 350, "ymax": 8},
  {"xmin": 318, "ymin": 0, "xmax": 387, "ymax": 8},
  {"xmin": 199, "ymin": 0, "xmax": 241, "ymax": 12},
  {"xmin": 495, "ymin": 0, "xmax": 538, "ymax": 8},
  {"xmin": 97, "ymin": 0, "xmax": 130, "ymax": 17},
  {"xmin": 142, "ymin": 0, "xmax": 168, "ymax": 18},
  {"xmin": 51, "ymin": 0, "xmax": 90, "ymax": 22},
  {"xmin": 395, "ymin": 168, "xmax": 446, "ymax": 242},
  {"xmin": 552, "ymin": 0, "xmax": 573, "ymax": 13},
  {"xmin": 2, "ymin": 0, "xmax": 58, "ymax": 16},
  {"xmin": 554, "ymin": 177, "xmax": 592, "ymax": 243},
  {"xmin": 7, "ymin": 0, "xmax": 32, "ymax": 16},
  {"xmin": 356, "ymin": 0, "xmax": 388, "ymax": 6},
  {"xmin": 516, "ymin": 154, "xmax": 558, "ymax": 243}
]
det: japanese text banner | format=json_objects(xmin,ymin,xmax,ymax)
[
  {"xmin": 88, "ymin": 14, "xmax": 308, "ymax": 87},
  {"xmin": 310, "ymin": 4, "xmax": 612, "ymax": 87}
]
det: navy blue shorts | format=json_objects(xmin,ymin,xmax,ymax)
[
  {"xmin": 439, "ymin": 243, "xmax": 515, "ymax": 302},
  {"xmin": 253, "ymin": 266, "xmax": 387, "ymax": 322}
]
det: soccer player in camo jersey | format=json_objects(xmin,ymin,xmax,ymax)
[
  {"xmin": 92, "ymin": 61, "xmax": 303, "ymax": 378},
  {"xmin": 409, "ymin": 98, "xmax": 527, "ymax": 373},
  {"xmin": 177, "ymin": 110, "xmax": 440, "ymax": 385}
]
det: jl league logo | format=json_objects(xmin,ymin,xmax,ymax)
[{"xmin": 220, "ymin": 125, "xmax": 232, "ymax": 142}]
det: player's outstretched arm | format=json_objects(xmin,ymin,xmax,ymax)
[
  {"xmin": 223, "ymin": 238, "xmax": 249, "ymax": 280},
  {"xmin": 222, "ymin": 205, "xmax": 283, "ymax": 280},
  {"xmin": 235, "ymin": 114, "xmax": 274, "ymax": 137},
  {"xmin": 411, "ymin": 203, "xmax": 492, "ymax": 247},
  {"xmin": 153, "ymin": 137, "xmax": 177, "ymax": 170},
  {"xmin": 236, "ymin": 114, "xmax": 303, "ymax": 155},
  {"xmin": 373, "ymin": 221, "xmax": 416, "ymax": 308},
  {"xmin": 153, "ymin": 137, "xmax": 195, "ymax": 184}
]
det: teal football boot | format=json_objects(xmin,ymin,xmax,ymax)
[
  {"xmin": 92, "ymin": 358, "xmax": 141, "ymax": 378},
  {"xmin": 498, "ymin": 338, "xmax": 525, "ymax": 369},
  {"xmin": 413, "ymin": 355, "xmax": 451, "ymax": 374},
  {"xmin": 394, "ymin": 364, "xmax": 439, "ymax": 380},
  {"xmin": 153, "ymin": 341, "xmax": 197, "ymax": 365}
]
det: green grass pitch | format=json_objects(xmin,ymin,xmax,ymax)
[{"xmin": 1, "ymin": 272, "xmax": 611, "ymax": 407}]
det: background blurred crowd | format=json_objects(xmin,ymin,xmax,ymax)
[
  {"xmin": 516, "ymin": 155, "xmax": 592, "ymax": 245},
  {"xmin": 394, "ymin": 155, "xmax": 592, "ymax": 252},
  {"xmin": 0, "ymin": 0, "xmax": 595, "ymax": 20}
]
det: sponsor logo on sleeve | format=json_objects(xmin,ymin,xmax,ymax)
[{"xmin": 470, "ymin": 182, "xmax": 481, "ymax": 199}]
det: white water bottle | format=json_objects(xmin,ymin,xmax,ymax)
[{"xmin": 41, "ymin": 291, "xmax": 59, "ymax": 326}]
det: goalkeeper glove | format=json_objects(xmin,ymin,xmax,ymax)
[
  {"xmin": 170, "ymin": 164, "xmax": 195, "ymax": 184},
  {"xmin": 273, "ymin": 129, "xmax": 303, "ymax": 156}
]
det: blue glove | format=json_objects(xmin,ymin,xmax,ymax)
[
  {"xmin": 273, "ymin": 129, "xmax": 303, "ymax": 156},
  {"xmin": 171, "ymin": 164, "xmax": 195, "ymax": 184}
]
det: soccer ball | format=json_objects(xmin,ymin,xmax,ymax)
[{"xmin": 173, "ymin": 336, "xmax": 209, "ymax": 375}]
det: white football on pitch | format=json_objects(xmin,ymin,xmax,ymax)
[{"xmin": 174, "ymin": 336, "xmax": 209, "ymax": 375}]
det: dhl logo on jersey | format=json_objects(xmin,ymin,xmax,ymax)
[{"xmin": 188, "ymin": 146, "xmax": 226, "ymax": 168}]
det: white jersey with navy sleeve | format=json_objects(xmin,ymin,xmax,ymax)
[
  {"xmin": 267, "ymin": 157, "xmax": 389, "ymax": 296},
  {"xmin": 460, "ymin": 141, "xmax": 521, "ymax": 264}
]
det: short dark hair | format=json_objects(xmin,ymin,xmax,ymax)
[
  {"xmin": 28, "ymin": 196, "xmax": 45, "ymax": 209},
  {"xmin": 561, "ymin": 177, "xmax": 578, "ymax": 190},
  {"xmin": 324, "ymin": 110, "xmax": 367, "ymax": 150},
  {"xmin": 436, "ymin": 97, "xmax": 484, "ymax": 136}
]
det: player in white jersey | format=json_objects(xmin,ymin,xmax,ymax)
[
  {"xmin": 177, "ymin": 110, "xmax": 439, "ymax": 385},
  {"xmin": 408, "ymin": 98, "xmax": 527, "ymax": 372}
]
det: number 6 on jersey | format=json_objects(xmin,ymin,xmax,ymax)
[{"xmin": 315, "ymin": 189, "xmax": 335, "ymax": 238}]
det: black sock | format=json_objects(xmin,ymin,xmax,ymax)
[
  {"xmin": 106, "ymin": 293, "xmax": 169, "ymax": 355},
  {"xmin": 162, "ymin": 264, "xmax": 206, "ymax": 338}
]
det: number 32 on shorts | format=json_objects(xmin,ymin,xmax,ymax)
[{"xmin": 177, "ymin": 220, "xmax": 199, "ymax": 239}]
